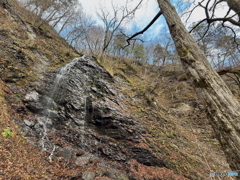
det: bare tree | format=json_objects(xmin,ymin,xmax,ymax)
[
  {"xmin": 97, "ymin": 0, "xmax": 143, "ymax": 56},
  {"xmin": 191, "ymin": 22, "xmax": 240, "ymax": 69},
  {"xmin": 185, "ymin": 0, "xmax": 240, "ymax": 47},
  {"xmin": 157, "ymin": 0, "xmax": 240, "ymax": 173},
  {"xmin": 127, "ymin": 0, "xmax": 240, "ymax": 174},
  {"xmin": 111, "ymin": 31, "xmax": 132, "ymax": 58},
  {"xmin": 152, "ymin": 40, "xmax": 171, "ymax": 66},
  {"xmin": 83, "ymin": 25, "xmax": 105, "ymax": 56},
  {"xmin": 22, "ymin": 0, "xmax": 80, "ymax": 31}
]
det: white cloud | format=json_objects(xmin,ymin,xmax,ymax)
[
  {"xmin": 79, "ymin": 0, "xmax": 162, "ymax": 32},
  {"xmin": 181, "ymin": 0, "xmax": 232, "ymax": 29},
  {"xmin": 80, "ymin": 0, "xmax": 233, "ymax": 40}
]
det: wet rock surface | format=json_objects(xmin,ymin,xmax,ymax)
[{"xmin": 23, "ymin": 55, "xmax": 166, "ymax": 177}]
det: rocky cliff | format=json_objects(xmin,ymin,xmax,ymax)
[
  {"xmin": 22, "ymin": 55, "xmax": 172, "ymax": 179},
  {"xmin": 0, "ymin": 1, "xmax": 237, "ymax": 180}
]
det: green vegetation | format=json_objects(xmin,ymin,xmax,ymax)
[{"xmin": 1, "ymin": 127, "xmax": 13, "ymax": 137}]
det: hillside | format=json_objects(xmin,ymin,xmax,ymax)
[
  {"xmin": 99, "ymin": 57, "xmax": 239, "ymax": 179},
  {"xmin": 0, "ymin": 1, "xmax": 239, "ymax": 180}
]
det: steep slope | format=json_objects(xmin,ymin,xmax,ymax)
[
  {"xmin": 0, "ymin": 1, "xmax": 81, "ymax": 179},
  {"xmin": 23, "ymin": 55, "xmax": 185, "ymax": 180},
  {"xmin": 0, "ymin": 0, "xmax": 80, "ymax": 93},
  {"xmin": 0, "ymin": 1, "xmax": 238, "ymax": 180},
  {"xmin": 99, "ymin": 57, "xmax": 238, "ymax": 179},
  {"xmin": 0, "ymin": 2, "xmax": 181, "ymax": 179}
]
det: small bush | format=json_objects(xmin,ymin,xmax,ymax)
[{"xmin": 2, "ymin": 127, "xmax": 12, "ymax": 137}]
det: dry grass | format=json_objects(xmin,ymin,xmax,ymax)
[
  {"xmin": 0, "ymin": 0, "xmax": 81, "ymax": 87},
  {"xmin": 0, "ymin": 79, "xmax": 52, "ymax": 179},
  {"xmin": 128, "ymin": 159, "xmax": 189, "ymax": 180},
  {"xmin": 0, "ymin": 0, "xmax": 238, "ymax": 179},
  {"xmin": 98, "ymin": 56, "xmax": 236, "ymax": 180},
  {"xmin": 0, "ymin": 79, "xmax": 86, "ymax": 179}
]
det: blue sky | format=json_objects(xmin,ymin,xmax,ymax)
[
  {"xmin": 79, "ymin": 0, "xmax": 165, "ymax": 39},
  {"xmin": 77, "ymin": 0, "xmax": 217, "ymax": 41},
  {"xmin": 78, "ymin": 0, "xmax": 232, "ymax": 45}
]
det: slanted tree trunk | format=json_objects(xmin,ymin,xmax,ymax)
[
  {"xmin": 225, "ymin": 0, "xmax": 240, "ymax": 20},
  {"xmin": 157, "ymin": 0, "xmax": 240, "ymax": 173}
]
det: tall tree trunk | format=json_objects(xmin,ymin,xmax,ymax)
[
  {"xmin": 157, "ymin": 0, "xmax": 240, "ymax": 174},
  {"xmin": 225, "ymin": 0, "xmax": 240, "ymax": 20}
]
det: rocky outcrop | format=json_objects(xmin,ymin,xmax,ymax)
[
  {"xmin": 23, "ymin": 55, "xmax": 167, "ymax": 179},
  {"xmin": 1, "ymin": 2, "xmax": 233, "ymax": 179}
]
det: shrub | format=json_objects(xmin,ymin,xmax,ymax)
[{"xmin": 2, "ymin": 127, "xmax": 12, "ymax": 137}]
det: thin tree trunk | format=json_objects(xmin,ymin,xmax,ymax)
[{"xmin": 157, "ymin": 0, "xmax": 240, "ymax": 173}]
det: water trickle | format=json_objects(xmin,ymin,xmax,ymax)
[
  {"xmin": 52, "ymin": 58, "xmax": 79, "ymax": 92},
  {"xmin": 40, "ymin": 58, "xmax": 81, "ymax": 153},
  {"xmin": 81, "ymin": 81, "xmax": 88, "ymax": 147}
]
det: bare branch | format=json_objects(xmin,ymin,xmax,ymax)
[
  {"xmin": 197, "ymin": 23, "xmax": 211, "ymax": 42},
  {"xmin": 124, "ymin": 10, "xmax": 163, "ymax": 48},
  {"xmin": 189, "ymin": 18, "xmax": 208, "ymax": 33},
  {"xmin": 188, "ymin": 0, "xmax": 240, "ymax": 47},
  {"xmin": 182, "ymin": 0, "xmax": 205, "ymax": 22},
  {"xmin": 224, "ymin": 8, "xmax": 232, "ymax": 18},
  {"xmin": 222, "ymin": 22, "xmax": 240, "ymax": 49},
  {"xmin": 96, "ymin": 0, "xmax": 144, "ymax": 55}
]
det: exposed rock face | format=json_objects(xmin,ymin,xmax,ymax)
[
  {"xmin": 1, "ymin": 2, "xmax": 234, "ymax": 179},
  {"xmin": 23, "ymin": 55, "xmax": 166, "ymax": 178}
]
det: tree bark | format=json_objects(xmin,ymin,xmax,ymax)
[
  {"xmin": 225, "ymin": 0, "xmax": 240, "ymax": 20},
  {"xmin": 157, "ymin": 0, "xmax": 240, "ymax": 174}
]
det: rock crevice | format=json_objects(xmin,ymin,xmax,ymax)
[{"xmin": 23, "ymin": 56, "xmax": 165, "ymax": 174}]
